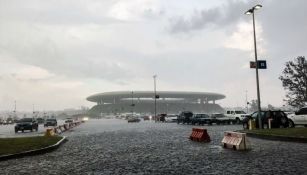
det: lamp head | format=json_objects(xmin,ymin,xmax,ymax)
[
  {"xmin": 244, "ymin": 9, "xmax": 253, "ymax": 15},
  {"xmin": 254, "ymin": 4, "xmax": 262, "ymax": 10}
]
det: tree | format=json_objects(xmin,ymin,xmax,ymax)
[
  {"xmin": 249, "ymin": 99, "xmax": 258, "ymax": 112},
  {"xmin": 267, "ymin": 104, "xmax": 275, "ymax": 110},
  {"xmin": 279, "ymin": 56, "xmax": 307, "ymax": 107}
]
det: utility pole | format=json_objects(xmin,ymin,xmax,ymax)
[
  {"xmin": 153, "ymin": 75, "xmax": 157, "ymax": 122},
  {"xmin": 245, "ymin": 90, "xmax": 249, "ymax": 113},
  {"xmin": 131, "ymin": 91, "xmax": 134, "ymax": 117}
]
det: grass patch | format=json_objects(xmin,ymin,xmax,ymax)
[
  {"xmin": 0, "ymin": 136, "xmax": 63, "ymax": 156},
  {"xmin": 240, "ymin": 127, "xmax": 307, "ymax": 138}
]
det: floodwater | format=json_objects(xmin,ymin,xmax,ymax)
[{"xmin": 1, "ymin": 119, "xmax": 307, "ymax": 174}]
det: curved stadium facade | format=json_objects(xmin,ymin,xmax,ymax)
[{"xmin": 87, "ymin": 91, "xmax": 226, "ymax": 115}]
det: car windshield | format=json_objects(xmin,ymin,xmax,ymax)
[
  {"xmin": 235, "ymin": 111, "xmax": 246, "ymax": 114},
  {"xmin": 18, "ymin": 118, "xmax": 33, "ymax": 122},
  {"xmin": 46, "ymin": 119, "xmax": 56, "ymax": 121}
]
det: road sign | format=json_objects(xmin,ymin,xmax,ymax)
[
  {"xmin": 258, "ymin": 60, "xmax": 267, "ymax": 69},
  {"xmin": 250, "ymin": 60, "xmax": 267, "ymax": 69},
  {"xmin": 250, "ymin": 61, "xmax": 256, "ymax": 68}
]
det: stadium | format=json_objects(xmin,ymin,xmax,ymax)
[{"xmin": 87, "ymin": 91, "xmax": 226, "ymax": 115}]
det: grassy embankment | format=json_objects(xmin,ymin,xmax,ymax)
[
  {"xmin": 0, "ymin": 136, "xmax": 62, "ymax": 156},
  {"xmin": 241, "ymin": 127, "xmax": 307, "ymax": 138}
]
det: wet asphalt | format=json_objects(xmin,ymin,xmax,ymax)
[{"xmin": 1, "ymin": 119, "xmax": 307, "ymax": 175}]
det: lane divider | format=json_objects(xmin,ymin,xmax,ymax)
[
  {"xmin": 45, "ymin": 121, "xmax": 83, "ymax": 136},
  {"xmin": 221, "ymin": 131, "xmax": 251, "ymax": 151},
  {"xmin": 189, "ymin": 128, "xmax": 211, "ymax": 142}
]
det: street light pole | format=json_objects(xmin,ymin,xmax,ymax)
[
  {"xmin": 245, "ymin": 4, "xmax": 262, "ymax": 129},
  {"xmin": 153, "ymin": 75, "xmax": 157, "ymax": 122},
  {"xmin": 131, "ymin": 91, "xmax": 134, "ymax": 117}
]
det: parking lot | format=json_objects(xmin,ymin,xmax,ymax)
[{"xmin": 1, "ymin": 119, "xmax": 307, "ymax": 174}]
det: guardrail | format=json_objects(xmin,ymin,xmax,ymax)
[{"xmin": 45, "ymin": 121, "xmax": 83, "ymax": 136}]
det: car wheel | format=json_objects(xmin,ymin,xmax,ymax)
[
  {"xmin": 243, "ymin": 122, "xmax": 248, "ymax": 129},
  {"xmin": 15, "ymin": 129, "xmax": 18, "ymax": 133},
  {"xmin": 22, "ymin": 130, "xmax": 24, "ymax": 133},
  {"xmin": 288, "ymin": 120, "xmax": 295, "ymax": 128},
  {"xmin": 31, "ymin": 129, "xmax": 33, "ymax": 132}
]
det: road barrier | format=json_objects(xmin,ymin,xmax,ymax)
[
  {"xmin": 189, "ymin": 128, "xmax": 211, "ymax": 142},
  {"xmin": 54, "ymin": 127, "xmax": 62, "ymax": 134},
  {"xmin": 221, "ymin": 131, "xmax": 251, "ymax": 151},
  {"xmin": 45, "ymin": 128, "xmax": 55, "ymax": 137},
  {"xmin": 249, "ymin": 120, "xmax": 256, "ymax": 130},
  {"xmin": 268, "ymin": 118, "xmax": 273, "ymax": 129},
  {"xmin": 45, "ymin": 121, "xmax": 83, "ymax": 136}
]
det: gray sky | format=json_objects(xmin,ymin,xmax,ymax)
[{"xmin": 0, "ymin": 0, "xmax": 306, "ymax": 111}]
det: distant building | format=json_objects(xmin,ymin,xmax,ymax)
[{"xmin": 87, "ymin": 91, "xmax": 226, "ymax": 115}]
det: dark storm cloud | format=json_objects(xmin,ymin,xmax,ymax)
[{"xmin": 168, "ymin": 0, "xmax": 249, "ymax": 33}]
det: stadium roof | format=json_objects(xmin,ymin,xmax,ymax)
[{"xmin": 87, "ymin": 91, "xmax": 225, "ymax": 103}]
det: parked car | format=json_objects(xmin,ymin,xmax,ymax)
[
  {"xmin": 242, "ymin": 110, "xmax": 289, "ymax": 129},
  {"xmin": 157, "ymin": 114, "xmax": 166, "ymax": 122},
  {"xmin": 127, "ymin": 117, "xmax": 140, "ymax": 123},
  {"xmin": 44, "ymin": 118, "xmax": 58, "ymax": 127},
  {"xmin": 177, "ymin": 111, "xmax": 193, "ymax": 124},
  {"xmin": 15, "ymin": 118, "xmax": 38, "ymax": 133},
  {"xmin": 211, "ymin": 113, "xmax": 232, "ymax": 125},
  {"xmin": 225, "ymin": 110, "xmax": 250, "ymax": 124},
  {"xmin": 165, "ymin": 114, "xmax": 178, "ymax": 122},
  {"xmin": 288, "ymin": 107, "xmax": 307, "ymax": 127},
  {"xmin": 65, "ymin": 118, "xmax": 74, "ymax": 123},
  {"xmin": 37, "ymin": 118, "xmax": 45, "ymax": 124},
  {"xmin": 190, "ymin": 113, "xmax": 211, "ymax": 125}
]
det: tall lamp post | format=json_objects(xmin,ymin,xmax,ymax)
[
  {"xmin": 245, "ymin": 4, "xmax": 263, "ymax": 129},
  {"xmin": 131, "ymin": 91, "xmax": 134, "ymax": 117},
  {"xmin": 153, "ymin": 75, "xmax": 157, "ymax": 122}
]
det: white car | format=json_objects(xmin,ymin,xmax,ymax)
[
  {"xmin": 288, "ymin": 107, "xmax": 307, "ymax": 127},
  {"xmin": 165, "ymin": 114, "xmax": 178, "ymax": 122}
]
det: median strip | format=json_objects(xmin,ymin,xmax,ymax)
[
  {"xmin": 238, "ymin": 128, "xmax": 307, "ymax": 143},
  {"xmin": 0, "ymin": 136, "xmax": 66, "ymax": 161}
]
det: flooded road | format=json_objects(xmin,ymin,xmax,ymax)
[{"xmin": 1, "ymin": 119, "xmax": 307, "ymax": 174}]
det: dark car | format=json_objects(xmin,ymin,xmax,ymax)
[
  {"xmin": 44, "ymin": 118, "xmax": 57, "ymax": 127},
  {"xmin": 37, "ymin": 118, "xmax": 45, "ymax": 124},
  {"xmin": 127, "ymin": 117, "xmax": 140, "ymax": 123},
  {"xmin": 177, "ymin": 111, "xmax": 193, "ymax": 124},
  {"xmin": 191, "ymin": 113, "xmax": 211, "ymax": 125},
  {"xmin": 15, "ymin": 118, "xmax": 38, "ymax": 133},
  {"xmin": 242, "ymin": 110, "xmax": 289, "ymax": 129}
]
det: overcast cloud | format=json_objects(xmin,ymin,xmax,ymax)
[{"xmin": 0, "ymin": 0, "xmax": 306, "ymax": 111}]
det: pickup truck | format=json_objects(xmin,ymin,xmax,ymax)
[{"xmin": 225, "ymin": 110, "xmax": 250, "ymax": 124}]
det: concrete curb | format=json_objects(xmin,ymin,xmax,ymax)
[
  {"xmin": 238, "ymin": 131, "xmax": 307, "ymax": 143},
  {"xmin": 0, "ymin": 136, "xmax": 67, "ymax": 161}
]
